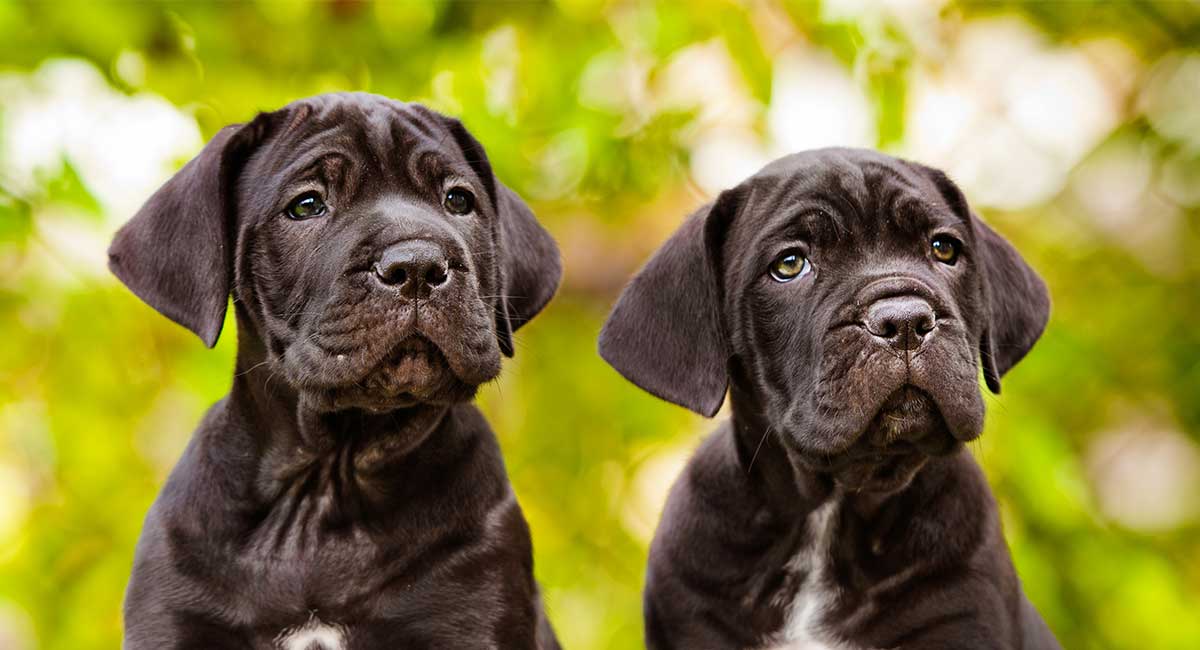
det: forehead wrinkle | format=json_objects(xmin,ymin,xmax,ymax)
[
  {"xmin": 405, "ymin": 148, "xmax": 448, "ymax": 196},
  {"xmin": 891, "ymin": 193, "xmax": 942, "ymax": 234},
  {"xmin": 800, "ymin": 164, "xmax": 864, "ymax": 244},
  {"xmin": 837, "ymin": 163, "xmax": 901, "ymax": 237},
  {"xmin": 259, "ymin": 118, "xmax": 345, "ymax": 171},
  {"xmin": 763, "ymin": 202, "xmax": 846, "ymax": 248},
  {"xmin": 354, "ymin": 107, "xmax": 394, "ymax": 181},
  {"xmin": 828, "ymin": 153, "xmax": 869, "ymax": 204},
  {"xmin": 276, "ymin": 154, "xmax": 347, "ymax": 193},
  {"xmin": 741, "ymin": 169, "xmax": 861, "ymax": 251},
  {"xmin": 861, "ymin": 160, "xmax": 933, "ymax": 213},
  {"xmin": 863, "ymin": 163, "xmax": 954, "ymax": 237},
  {"xmin": 280, "ymin": 103, "xmax": 313, "ymax": 137},
  {"xmin": 865, "ymin": 161, "xmax": 919, "ymax": 196},
  {"xmin": 392, "ymin": 102, "xmax": 443, "ymax": 140},
  {"xmin": 791, "ymin": 167, "xmax": 864, "ymax": 241},
  {"xmin": 803, "ymin": 206, "xmax": 850, "ymax": 244},
  {"xmin": 377, "ymin": 107, "xmax": 461, "ymax": 195}
]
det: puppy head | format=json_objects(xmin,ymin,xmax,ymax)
[
  {"xmin": 600, "ymin": 148, "xmax": 1048, "ymax": 492},
  {"xmin": 109, "ymin": 93, "xmax": 560, "ymax": 413}
]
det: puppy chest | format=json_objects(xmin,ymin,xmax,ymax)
[
  {"xmin": 768, "ymin": 500, "xmax": 859, "ymax": 650},
  {"xmin": 275, "ymin": 618, "xmax": 347, "ymax": 650}
]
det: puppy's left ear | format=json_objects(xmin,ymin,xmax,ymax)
[
  {"xmin": 973, "ymin": 217, "xmax": 1051, "ymax": 393},
  {"xmin": 108, "ymin": 115, "xmax": 273, "ymax": 348},
  {"xmin": 918, "ymin": 165, "xmax": 1050, "ymax": 394},
  {"xmin": 440, "ymin": 116, "xmax": 562, "ymax": 356}
]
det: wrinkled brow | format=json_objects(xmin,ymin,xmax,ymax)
[
  {"xmin": 404, "ymin": 148, "xmax": 467, "ymax": 196},
  {"xmin": 765, "ymin": 197, "xmax": 854, "ymax": 245},
  {"xmin": 277, "ymin": 152, "xmax": 352, "ymax": 187}
]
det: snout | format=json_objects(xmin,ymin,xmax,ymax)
[
  {"xmin": 280, "ymin": 212, "xmax": 503, "ymax": 411},
  {"xmin": 796, "ymin": 275, "xmax": 986, "ymax": 466},
  {"xmin": 864, "ymin": 295, "xmax": 936, "ymax": 351},
  {"xmin": 845, "ymin": 280, "xmax": 984, "ymax": 444},
  {"xmin": 374, "ymin": 239, "xmax": 453, "ymax": 299}
]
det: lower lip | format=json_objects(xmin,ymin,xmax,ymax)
[
  {"xmin": 843, "ymin": 456, "xmax": 917, "ymax": 487},
  {"xmin": 837, "ymin": 450, "xmax": 920, "ymax": 477}
]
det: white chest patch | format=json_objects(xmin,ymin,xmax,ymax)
[
  {"xmin": 275, "ymin": 618, "xmax": 347, "ymax": 650},
  {"xmin": 772, "ymin": 499, "xmax": 854, "ymax": 650}
]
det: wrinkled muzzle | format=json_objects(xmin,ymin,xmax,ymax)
[{"xmin": 276, "ymin": 232, "xmax": 503, "ymax": 413}]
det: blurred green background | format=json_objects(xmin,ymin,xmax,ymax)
[{"xmin": 2, "ymin": 1, "xmax": 1199, "ymax": 648}]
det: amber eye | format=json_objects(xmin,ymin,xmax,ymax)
[
  {"xmin": 443, "ymin": 187, "xmax": 475, "ymax": 215},
  {"xmin": 285, "ymin": 192, "xmax": 328, "ymax": 220},
  {"xmin": 769, "ymin": 250, "xmax": 811, "ymax": 283},
  {"xmin": 931, "ymin": 235, "xmax": 961, "ymax": 265}
]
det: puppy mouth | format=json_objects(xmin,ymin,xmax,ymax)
[
  {"xmin": 360, "ymin": 335, "xmax": 466, "ymax": 399},
  {"xmin": 307, "ymin": 335, "xmax": 476, "ymax": 413},
  {"xmin": 382, "ymin": 336, "xmax": 446, "ymax": 374},
  {"xmin": 865, "ymin": 387, "xmax": 958, "ymax": 454},
  {"xmin": 807, "ymin": 386, "xmax": 960, "ymax": 492}
]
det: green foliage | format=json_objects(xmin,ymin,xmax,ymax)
[{"xmin": 1, "ymin": 1, "xmax": 1199, "ymax": 649}]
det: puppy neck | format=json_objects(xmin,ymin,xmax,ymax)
[
  {"xmin": 728, "ymin": 382, "xmax": 834, "ymax": 519},
  {"xmin": 726, "ymin": 378, "xmax": 915, "ymax": 522},
  {"xmin": 227, "ymin": 319, "xmax": 453, "ymax": 474}
]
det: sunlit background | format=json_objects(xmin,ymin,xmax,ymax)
[{"xmin": 1, "ymin": 1, "xmax": 1198, "ymax": 648}]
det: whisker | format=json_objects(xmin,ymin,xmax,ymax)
[{"xmin": 747, "ymin": 424, "xmax": 774, "ymax": 474}]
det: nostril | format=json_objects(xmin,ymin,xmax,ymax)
[
  {"xmin": 865, "ymin": 296, "xmax": 937, "ymax": 348},
  {"xmin": 425, "ymin": 264, "xmax": 449, "ymax": 287},
  {"xmin": 868, "ymin": 320, "xmax": 898, "ymax": 339},
  {"xmin": 373, "ymin": 262, "xmax": 407, "ymax": 286},
  {"xmin": 373, "ymin": 240, "xmax": 453, "ymax": 293},
  {"xmin": 864, "ymin": 317, "xmax": 888, "ymax": 338}
]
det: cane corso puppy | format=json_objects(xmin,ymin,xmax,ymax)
[
  {"xmin": 600, "ymin": 148, "xmax": 1060, "ymax": 649},
  {"xmin": 109, "ymin": 93, "xmax": 561, "ymax": 649}
]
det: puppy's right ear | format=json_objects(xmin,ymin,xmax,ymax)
[
  {"xmin": 108, "ymin": 116, "xmax": 270, "ymax": 348},
  {"xmin": 598, "ymin": 189, "xmax": 742, "ymax": 417}
]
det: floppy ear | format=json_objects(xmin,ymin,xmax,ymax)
[
  {"xmin": 598, "ymin": 189, "xmax": 742, "ymax": 416},
  {"xmin": 491, "ymin": 183, "xmax": 563, "ymax": 355},
  {"xmin": 973, "ymin": 218, "xmax": 1051, "ymax": 393},
  {"xmin": 440, "ymin": 116, "xmax": 562, "ymax": 356},
  {"xmin": 919, "ymin": 166, "xmax": 1050, "ymax": 394},
  {"xmin": 108, "ymin": 117, "xmax": 268, "ymax": 347}
]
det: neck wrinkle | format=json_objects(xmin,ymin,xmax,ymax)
[
  {"xmin": 727, "ymin": 374, "xmax": 907, "ymax": 525},
  {"xmin": 728, "ymin": 379, "xmax": 831, "ymax": 522},
  {"xmin": 225, "ymin": 319, "xmax": 452, "ymax": 493}
]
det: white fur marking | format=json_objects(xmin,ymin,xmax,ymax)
[
  {"xmin": 776, "ymin": 499, "xmax": 850, "ymax": 650},
  {"xmin": 276, "ymin": 618, "xmax": 346, "ymax": 650}
]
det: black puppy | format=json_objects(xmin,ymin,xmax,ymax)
[
  {"xmin": 600, "ymin": 149, "xmax": 1060, "ymax": 649},
  {"xmin": 109, "ymin": 93, "xmax": 561, "ymax": 649}
]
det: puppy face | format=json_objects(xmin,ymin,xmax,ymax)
[
  {"xmin": 716, "ymin": 152, "xmax": 992, "ymax": 489},
  {"xmin": 236, "ymin": 98, "xmax": 511, "ymax": 411},
  {"xmin": 601, "ymin": 149, "xmax": 1049, "ymax": 492},
  {"xmin": 110, "ymin": 93, "xmax": 561, "ymax": 413}
]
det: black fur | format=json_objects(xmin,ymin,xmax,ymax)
[
  {"xmin": 110, "ymin": 93, "xmax": 561, "ymax": 649},
  {"xmin": 600, "ymin": 148, "xmax": 1058, "ymax": 649}
]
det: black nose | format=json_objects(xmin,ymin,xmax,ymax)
[
  {"xmin": 374, "ymin": 240, "xmax": 450, "ymax": 298},
  {"xmin": 865, "ymin": 296, "xmax": 936, "ymax": 351}
]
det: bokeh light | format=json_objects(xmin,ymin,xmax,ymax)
[{"xmin": 1, "ymin": 2, "xmax": 1198, "ymax": 649}]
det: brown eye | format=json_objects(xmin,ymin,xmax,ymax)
[
  {"xmin": 931, "ymin": 235, "xmax": 960, "ymax": 265},
  {"xmin": 285, "ymin": 192, "xmax": 327, "ymax": 220},
  {"xmin": 444, "ymin": 187, "xmax": 475, "ymax": 215},
  {"xmin": 769, "ymin": 250, "xmax": 811, "ymax": 283}
]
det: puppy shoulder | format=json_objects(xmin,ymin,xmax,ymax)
[
  {"xmin": 680, "ymin": 423, "xmax": 758, "ymax": 511},
  {"xmin": 899, "ymin": 449, "xmax": 998, "ymax": 565},
  {"xmin": 653, "ymin": 423, "xmax": 772, "ymax": 563}
]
